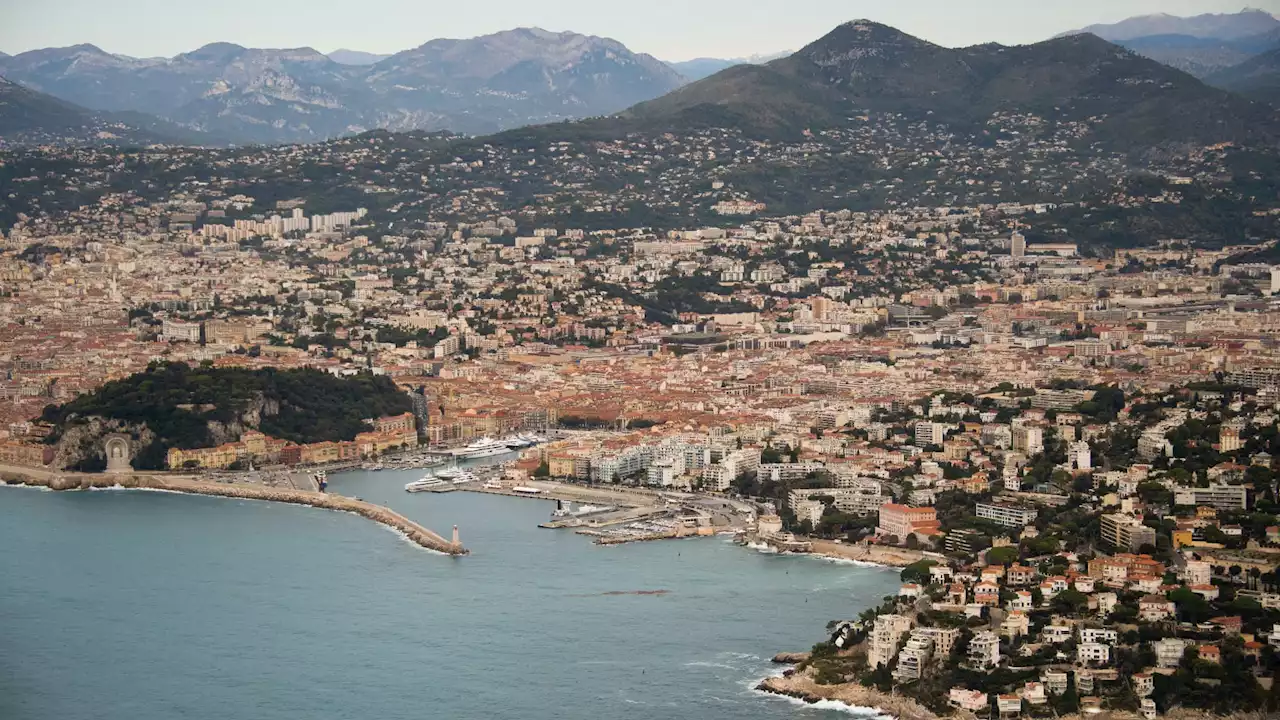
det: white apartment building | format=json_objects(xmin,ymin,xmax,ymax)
[
  {"xmin": 968, "ymin": 631, "xmax": 1001, "ymax": 670},
  {"xmin": 868, "ymin": 614, "xmax": 913, "ymax": 668},
  {"xmin": 646, "ymin": 454, "xmax": 686, "ymax": 487},
  {"xmin": 1071, "ymin": 440, "xmax": 1092, "ymax": 471},
  {"xmin": 759, "ymin": 462, "xmax": 825, "ymax": 482},
  {"xmin": 161, "ymin": 319, "xmax": 202, "ymax": 343},
  {"xmin": 915, "ymin": 421, "xmax": 948, "ymax": 447},
  {"xmin": 975, "ymin": 501, "xmax": 1037, "ymax": 528},
  {"xmin": 1173, "ymin": 484, "xmax": 1248, "ymax": 510},
  {"xmin": 700, "ymin": 448, "xmax": 760, "ymax": 491},
  {"xmin": 1012, "ymin": 424, "xmax": 1044, "ymax": 455},
  {"xmin": 1155, "ymin": 638, "xmax": 1189, "ymax": 668},
  {"xmin": 1078, "ymin": 642, "xmax": 1110, "ymax": 666},
  {"xmin": 1080, "ymin": 628, "xmax": 1118, "ymax": 645},
  {"xmin": 893, "ymin": 636, "xmax": 933, "ymax": 681}
]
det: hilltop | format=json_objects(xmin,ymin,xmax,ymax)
[
  {"xmin": 39, "ymin": 363, "xmax": 412, "ymax": 471},
  {"xmin": 622, "ymin": 21, "xmax": 1277, "ymax": 148}
]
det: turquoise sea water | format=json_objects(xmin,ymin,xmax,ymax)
[{"xmin": 0, "ymin": 470, "xmax": 900, "ymax": 720}]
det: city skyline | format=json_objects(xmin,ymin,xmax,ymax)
[{"xmin": 1, "ymin": 0, "xmax": 1276, "ymax": 61}]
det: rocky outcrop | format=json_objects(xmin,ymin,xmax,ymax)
[
  {"xmin": 6, "ymin": 469, "xmax": 467, "ymax": 556},
  {"xmin": 771, "ymin": 652, "xmax": 811, "ymax": 664},
  {"xmin": 51, "ymin": 418, "xmax": 155, "ymax": 471},
  {"xmin": 756, "ymin": 672, "xmax": 944, "ymax": 720}
]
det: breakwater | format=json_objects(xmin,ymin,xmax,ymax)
[{"xmin": 1, "ymin": 468, "xmax": 466, "ymax": 556}]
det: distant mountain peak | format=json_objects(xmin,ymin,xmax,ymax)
[
  {"xmin": 1061, "ymin": 8, "xmax": 1280, "ymax": 42},
  {"xmin": 0, "ymin": 27, "xmax": 687, "ymax": 144}
]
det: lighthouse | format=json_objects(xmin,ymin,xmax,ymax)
[{"xmin": 452, "ymin": 525, "xmax": 460, "ymax": 547}]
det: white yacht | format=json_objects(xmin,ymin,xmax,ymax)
[
  {"xmin": 434, "ymin": 466, "xmax": 466, "ymax": 480},
  {"xmin": 450, "ymin": 472, "xmax": 479, "ymax": 485},
  {"xmin": 455, "ymin": 437, "xmax": 514, "ymax": 459},
  {"xmin": 404, "ymin": 477, "xmax": 449, "ymax": 493}
]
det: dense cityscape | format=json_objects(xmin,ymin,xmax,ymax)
[{"xmin": 4, "ymin": 5, "xmax": 1280, "ymax": 720}]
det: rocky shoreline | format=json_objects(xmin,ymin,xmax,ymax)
[
  {"xmin": 756, "ymin": 664, "xmax": 945, "ymax": 720},
  {"xmin": 1, "ymin": 469, "xmax": 467, "ymax": 556}
]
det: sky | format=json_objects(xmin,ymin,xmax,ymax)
[{"xmin": 1, "ymin": 0, "xmax": 1278, "ymax": 61}]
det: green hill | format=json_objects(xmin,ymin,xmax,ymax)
[
  {"xmin": 623, "ymin": 21, "xmax": 1278, "ymax": 146},
  {"xmin": 40, "ymin": 363, "xmax": 413, "ymax": 471},
  {"xmin": 1207, "ymin": 47, "xmax": 1280, "ymax": 106},
  {"xmin": 0, "ymin": 77, "xmax": 222, "ymax": 146}
]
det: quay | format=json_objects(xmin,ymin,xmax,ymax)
[{"xmin": 0, "ymin": 464, "xmax": 467, "ymax": 556}]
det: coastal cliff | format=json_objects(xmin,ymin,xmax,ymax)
[{"xmin": 3, "ymin": 469, "xmax": 467, "ymax": 556}]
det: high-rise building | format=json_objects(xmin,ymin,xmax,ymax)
[
  {"xmin": 1099, "ymin": 515, "xmax": 1158, "ymax": 552},
  {"xmin": 1011, "ymin": 232, "xmax": 1026, "ymax": 259},
  {"xmin": 1072, "ymin": 441, "xmax": 1092, "ymax": 471}
]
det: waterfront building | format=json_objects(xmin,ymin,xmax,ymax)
[{"xmin": 877, "ymin": 504, "xmax": 941, "ymax": 542}]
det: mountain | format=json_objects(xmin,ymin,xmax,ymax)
[
  {"xmin": 0, "ymin": 29, "xmax": 687, "ymax": 144},
  {"xmin": 1207, "ymin": 46, "xmax": 1280, "ymax": 105},
  {"xmin": 1118, "ymin": 31, "xmax": 1280, "ymax": 77},
  {"xmin": 327, "ymin": 49, "xmax": 393, "ymax": 65},
  {"xmin": 667, "ymin": 52, "xmax": 791, "ymax": 81},
  {"xmin": 1061, "ymin": 9, "xmax": 1280, "ymax": 42},
  {"xmin": 623, "ymin": 21, "xmax": 1277, "ymax": 147},
  {"xmin": 0, "ymin": 76, "xmax": 217, "ymax": 146}
]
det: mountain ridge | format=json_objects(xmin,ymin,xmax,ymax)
[
  {"xmin": 1059, "ymin": 8, "xmax": 1280, "ymax": 42},
  {"xmin": 0, "ymin": 28, "xmax": 688, "ymax": 144}
]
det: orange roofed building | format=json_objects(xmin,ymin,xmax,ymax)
[{"xmin": 877, "ymin": 504, "xmax": 941, "ymax": 542}]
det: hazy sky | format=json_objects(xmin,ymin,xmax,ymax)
[{"xmin": 2, "ymin": 0, "xmax": 1278, "ymax": 60}]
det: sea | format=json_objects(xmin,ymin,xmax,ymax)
[{"xmin": 0, "ymin": 467, "xmax": 901, "ymax": 720}]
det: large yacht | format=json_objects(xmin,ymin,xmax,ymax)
[
  {"xmin": 455, "ymin": 437, "xmax": 514, "ymax": 460},
  {"xmin": 404, "ymin": 477, "xmax": 449, "ymax": 493}
]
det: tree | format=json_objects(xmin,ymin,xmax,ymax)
[
  {"xmin": 1051, "ymin": 588, "xmax": 1089, "ymax": 616},
  {"xmin": 986, "ymin": 546, "xmax": 1019, "ymax": 565},
  {"xmin": 900, "ymin": 559, "xmax": 937, "ymax": 584}
]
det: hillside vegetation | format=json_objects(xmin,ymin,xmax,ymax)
[{"xmin": 41, "ymin": 363, "xmax": 412, "ymax": 470}]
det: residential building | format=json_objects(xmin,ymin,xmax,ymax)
[
  {"xmin": 976, "ymin": 501, "xmax": 1037, "ymax": 528},
  {"xmin": 877, "ymin": 504, "xmax": 941, "ymax": 542},
  {"xmin": 1173, "ymin": 484, "xmax": 1248, "ymax": 510},
  {"xmin": 1099, "ymin": 514, "xmax": 1157, "ymax": 552},
  {"xmin": 968, "ymin": 631, "xmax": 1001, "ymax": 670}
]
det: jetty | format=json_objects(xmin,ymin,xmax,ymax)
[{"xmin": 0, "ymin": 465, "xmax": 467, "ymax": 556}]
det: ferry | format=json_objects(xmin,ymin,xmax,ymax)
[{"xmin": 405, "ymin": 477, "xmax": 449, "ymax": 493}]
